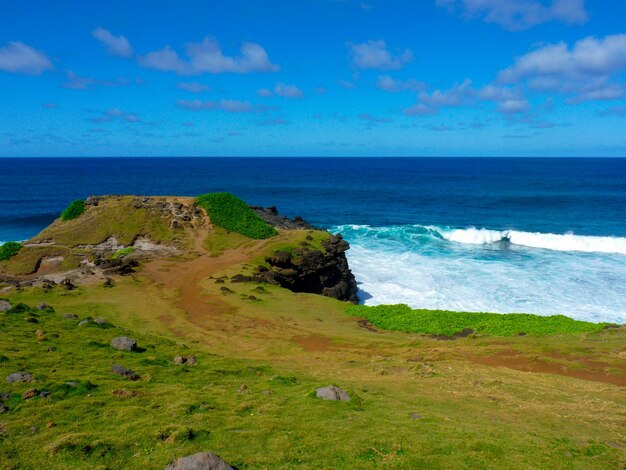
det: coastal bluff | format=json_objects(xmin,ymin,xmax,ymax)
[{"xmin": 0, "ymin": 193, "xmax": 358, "ymax": 303}]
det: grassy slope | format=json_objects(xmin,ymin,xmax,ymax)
[
  {"xmin": 1, "ymin": 228, "xmax": 625, "ymax": 469},
  {"xmin": 33, "ymin": 196, "xmax": 182, "ymax": 247}
]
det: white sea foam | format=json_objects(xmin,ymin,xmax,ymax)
[
  {"xmin": 435, "ymin": 227, "xmax": 626, "ymax": 255},
  {"xmin": 332, "ymin": 224, "xmax": 626, "ymax": 323}
]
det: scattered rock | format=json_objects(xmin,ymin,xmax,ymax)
[
  {"xmin": 37, "ymin": 303, "xmax": 53, "ymax": 312},
  {"xmin": 112, "ymin": 389, "xmax": 138, "ymax": 398},
  {"xmin": 30, "ymin": 426, "xmax": 39, "ymax": 434},
  {"xmin": 214, "ymin": 279, "xmax": 225, "ymax": 284},
  {"xmin": 315, "ymin": 385, "xmax": 351, "ymax": 401},
  {"xmin": 410, "ymin": 412, "xmax": 423, "ymax": 420},
  {"xmin": 65, "ymin": 381, "xmax": 80, "ymax": 388},
  {"xmin": 0, "ymin": 392, "xmax": 10, "ymax": 401},
  {"xmin": 220, "ymin": 287, "xmax": 234, "ymax": 295},
  {"xmin": 239, "ymin": 383, "xmax": 248, "ymax": 393},
  {"xmin": 6, "ymin": 372, "xmax": 33, "ymax": 383},
  {"xmin": 0, "ymin": 300, "xmax": 11, "ymax": 312},
  {"xmin": 60, "ymin": 278, "xmax": 76, "ymax": 290},
  {"xmin": 103, "ymin": 277, "xmax": 115, "ymax": 288},
  {"xmin": 110, "ymin": 336, "xmax": 137, "ymax": 352},
  {"xmin": 187, "ymin": 355, "xmax": 197, "ymax": 365},
  {"xmin": 174, "ymin": 356, "xmax": 186, "ymax": 365},
  {"xmin": 78, "ymin": 319, "xmax": 91, "ymax": 327},
  {"xmin": 165, "ymin": 452, "xmax": 233, "ymax": 470},
  {"xmin": 111, "ymin": 364, "xmax": 140, "ymax": 381},
  {"xmin": 22, "ymin": 388, "xmax": 38, "ymax": 400},
  {"xmin": 63, "ymin": 313, "xmax": 78, "ymax": 319},
  {"xmin": 230, "ymin": 274, "xmax": 252, "ymax": 283},
  {"xmin": 94, "ymin": 318, "xmax": 107, "ymax": 325},
  {"xmin": 39, "ymin": 390, "xmax": 51, "ymax": 399}
]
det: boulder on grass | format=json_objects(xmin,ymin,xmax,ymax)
[
  {"xmin": 6, "ymin": 372, "xmax": 33, "ymax": 383},
  {"xmin": 315, "ymin": 385, "xmax": 350, "ymax": 401},
  {"xmin": 110, "ymin": 336, "xmax": 137, "ymax": 352},
  {"xmin": 111, "ymin": 364, "xmax": 140, "ymax": 381},
  {"xmin": 0, "ymin": 300, "xmax": 11, "ymax": 312},
  {"xmin": 165, "ymin": 452, "xmax": 233, "ymax": 470}
]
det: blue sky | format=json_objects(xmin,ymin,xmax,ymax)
[{"xmin": 1, "ymin": 0, "xmax": 626, "ymax": 157}]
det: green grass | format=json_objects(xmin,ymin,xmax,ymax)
[
  {"xmin": 195, "ymin": 193, "xmax": 277, "ymax": 239},
  {"xmin": 347, "ymin": 304, "xmax": 612, "ymax": 337},
  {"xmin": 112, "ymin": 247, "xmax": 135, "ymax": 260},
  {"xmin": 0, "ymin": 242, "xmax": 22, "ymax": 261},
  {"xmin": 60, "ymin": 200, "xmax": 85, "ymax": 222}
]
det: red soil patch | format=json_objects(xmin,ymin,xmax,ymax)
[{"xmin": 473, "ymin": 350, "xmax": 626, "ymax": 386}]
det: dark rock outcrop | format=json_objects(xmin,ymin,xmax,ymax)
[
  {"xmin": 250, "ymin": 205, "xmax": 316, "ymax": 230},
  {"xmin": 252, "ymin": 234, "xmax": 358, "ymax": 303}
]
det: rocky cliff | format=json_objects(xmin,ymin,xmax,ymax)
[{"xmin": 248, "ymin": 233, "xmax": 359, "ymax": 303}]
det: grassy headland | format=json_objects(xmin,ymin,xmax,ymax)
[{"xmin": 0, "ymin": 194, "xmax": 624, "ymax": 469}]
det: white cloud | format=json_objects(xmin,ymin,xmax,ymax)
[
  {"xmin": 62, "ymin": 70, "xmax": 141, "ymax": 90},
  {"xmin": 436, "ymin": 0, "xmax": 588, "ymax": 31},
  {"xmin": 499, "ymin": 33, "xmax": 626, "ymax": 102},
  {"xmin": 257, "ymin": 83, "xmax": 304, "ymax": 98},
  {"xmin": 377, "ymin": 75, "xmax": 425, "ymax": 92},
  {"xmin": 498, "ymin": 99, "xmax": 530, "ymax": 114},
  {"xmin": 140, "ymin": 37, "xmax": 279, "ymax": 75},
  {"xmin": 348, "ymin": 40, "xmax": 413, "ymax": 70},
  {"xmin": 337, "ymin": 78, "xmax": 356, "ymax": 89},
  {"xmin": 419, "ymin": 79, "xmax": 474, "ymax": 107},
  {"xmin": 92, "ymin": 27, "xmax": 134, "ymax": 58},
  {"xmin": 92, "ymin": 108, "xmax": 140, "ymax": 123},
  {"xmin": 0, "ymin": 41, "xmax": 52, "ymax": 75},
  {"xmin": 406, "ymin": 80, "xmax": 529, "ymax": 115},
  {"xmin": 176, "ymin": 99, "xmax": 271, "ymax": 113},
  {"xmin": 500, "ymin": 34, "xmax": 626, "ymax": 82},
  {"xmin": 176, "ymin": 82, "xmax": 210, "ymax": 93}
]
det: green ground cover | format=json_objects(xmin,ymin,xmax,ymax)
[
  {"xmin": 348, "ymin": 304, "xmax": 612, "ymax": 337},
  {"xmin": 195, "ymin": 193, "xmax": 277, "ymax": 239},
  {"xmin": 60, "ymin": 200, "xmax": 85, "ymax": 222},
  {"xmin": 0, "ymin": 242, "xmax": 22, "ymax": 261}
]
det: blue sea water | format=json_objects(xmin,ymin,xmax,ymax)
[{"xmin": 1, "ymin": 157, "xmax": 625, "ymax": 323}]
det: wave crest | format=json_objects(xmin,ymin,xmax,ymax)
[{"xmin": 333, "ymin": 224, "xmax": 626, "ymax": 255}]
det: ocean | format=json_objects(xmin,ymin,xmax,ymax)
[{"xmin": 1, "ymin": 157, "xmax": 625, "ymax": 323}]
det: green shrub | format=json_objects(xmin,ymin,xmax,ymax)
[
  {"xmin": 347, "ymin": 304, "xmax": 610, "ymax": 337},
  {"xmin": 195, "ymin": 192, "xmax": 277, "ymax": 239},
  {"xmin": 0, "ymin": 241, "xmax": 22, "ymax": 261},
  {"xmin": 112, "ymin": 247, "xmax": 135, "ymax": 260},
  {"xmin": 61, "ymin": 199, "xmax": 85, "ymax": 221}
]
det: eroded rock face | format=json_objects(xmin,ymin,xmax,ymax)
[
  {"xmin": 165, "ymin": 452, "xmax": 233, "ymax": 470},
  {"xmin": 252, "ymin": 234, "xmax": 358, "ymax": 303}
]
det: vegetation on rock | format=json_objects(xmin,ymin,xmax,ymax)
[
  {"xmin": 0, "ymin": 241, "xmax": 22, "ymax": 261},
  {"xmin": 348, "ymin": 304, "xmax": 610, "ymax": 336},
  {"xmin": 112, "ymin": 247, "xmax": 135, "ymax": 260},
  {"xmin": 60, "ymin": 199, "xmax": 85, "ymax": 221},
  {"xmin": 195, "ymin": 192, "xmax": 277, "ymax": 239}
]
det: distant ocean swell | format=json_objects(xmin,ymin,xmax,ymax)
[{"xmin": 332, "ymin": 224, "xmax": 626, "ymax": 324}]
